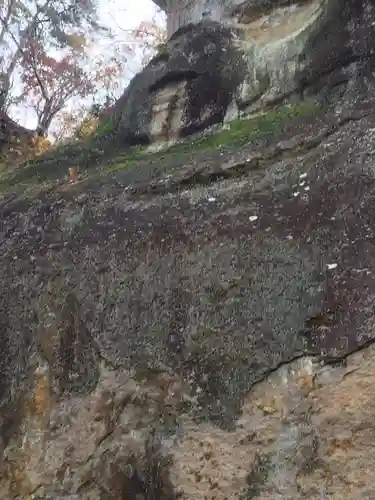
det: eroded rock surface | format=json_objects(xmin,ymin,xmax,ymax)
[
  {"xmin": 110, "ymin": 1, "xmax": 375, "ymax": 149},
  {"xmin": 3, "ymin": 1, "xmax": 375, "ymax": 495},
  {"xmin": 3, "ymin": 69, "xmax": 375, "ymax": 496}
]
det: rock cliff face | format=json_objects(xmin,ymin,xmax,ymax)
[
  {"xmin": 3, "ymin": 0, "xmax": 375, "ymax": 498},
  {"xmin": 110, "ymin": 0, "xmax": 375, "ymax": 149}
]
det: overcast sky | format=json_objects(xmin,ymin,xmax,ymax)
[{"xmin": 9, "ymin": 0, "xmax": 166, "ymax": 131}]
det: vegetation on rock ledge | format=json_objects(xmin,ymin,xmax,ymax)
[{"xmin": 0, "ymin": 100, "xmax": 322, "ymax": 199}]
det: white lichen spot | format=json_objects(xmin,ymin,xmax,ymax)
[
  {"xmin": 287, "ymin": 235, "xmax": 293, "ymax": 240},
  {"xmin": 208, "ymin": 197, "xmax": 216, "ymax": 202},
  {"xmin": 299, "ymin": 180, "xmax": 306, "ymax": 186},
  {"xmin": 304, "ymin": 186, "xmax": 310, "ymax": 191},
  {"xmin": 327, "ymin": 263, "xmax": 338, "ymax": 270},
  {"xmin": 299, "ymin": 172, "xmax": 308, "ymax": 179},
  {"xmin": 249, "ymin": 215, "xmax": 258, "ymax": 222},
  {"xmin": 293, "ymin": 191, "xmax": 300, "ymax": 197}
]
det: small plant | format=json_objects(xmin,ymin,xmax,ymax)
[
  {"xmin": 94, "ymin": 115, "xmax": 116, "ymax": 138},
  {"xmin": 75, "ymin": 114, "xmax": 100, "ymax": 140},
  {"xmin": 27, "ymin": 134, "xmax": 53, "ymax": 161}
]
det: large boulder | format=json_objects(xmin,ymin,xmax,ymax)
[
  {"xmin": 110, "ymin": 21, "xmax": 247, "ymax": 146},
  {"xmin": 109, "ymin": 1, "xmax": 375, "ymax": 148}
]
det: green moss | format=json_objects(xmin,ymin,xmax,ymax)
[
  {"xmin": 105, "ymin": 100, "xmax": 321, "ymax": 174},
  {"xmin": 186, "ymin": 100, "xmax": 320, "ymax": 152},
  {"xmin": 94, "ymin": 115, "xmax": 115, "ymax": 138},
  {"xmin": 0, "ymin": 100, "xmax": 322, "ymax": 196}
]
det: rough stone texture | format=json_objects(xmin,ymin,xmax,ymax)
[
  {"xmin": 4, "ymin": 1, "xmax": 375, "ymax": 496},
  {"xmin": 3, "ymin": 65, "xmax": 375, "ymax": 496},
  {"xmin": 111, "ymin": 21, "xmax": 246, "ymax": 147},
  {"xmin": 158, "ymin": 0, "xmax": 228, "ymax": 38},
  {"xmin": 0, "ymin": 111, "xmax": 33, "ymax": 168},
  {"xmin": 111, "ymin": 1, "xmax": 375, "ymax": 149},
  {"xmin": 155, "ymin": 0, "xmax": 349, "ymax": 40}
]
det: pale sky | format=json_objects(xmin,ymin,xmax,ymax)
[{"xmin": 8, "ymin": 0, "xmax": 166, "ymax": 133}]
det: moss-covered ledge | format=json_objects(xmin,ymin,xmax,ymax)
[{"xmin": 0, "ymin": 100, "xmax": 323, "ymax": 202}]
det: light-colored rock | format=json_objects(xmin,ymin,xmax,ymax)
[
  {"xmin": 234, "ymin": 0, "xmax": 326, "ymax": 111},
  {"xmin": 4, "ymin": 342, "xmax": 375, "ymax": 498}
]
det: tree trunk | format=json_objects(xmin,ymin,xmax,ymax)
[
  {"xmin": 0, "ymin": 13, "xmax": 39, "ymax": 110},
  {"xmin": 162, "ymin": 0, "xmax": 227, "ymax": 37},
  {"xmin": 0, "ymin": 0, "xmax": 17, "ymax": 111},
  {"xmin": 37, "ymin": 99, "xmax": 61, "ymax": 136}
]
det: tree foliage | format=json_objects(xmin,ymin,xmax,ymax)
[
  {"xmin": 0, "ymin": 0, "xmax": 167, "ymax": 144},
  {"xmin": 0, "ymin": 0, "xmax": 106, "ymax": 109},
  {"xmin": 134, "ymin": 17, "xmax": 167, "ymax": 66},
  {"xmin": 114, "ymin": 8, "xmax": 167, "ymax": 70},
  {"xmin": 21, "ymin": 40, "xmax": 94, "ymax": 135}
]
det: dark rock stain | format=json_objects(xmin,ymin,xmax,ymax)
[{"xmin": 56, "ymin": 292, "xmax": 100, "ymax": 397}]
